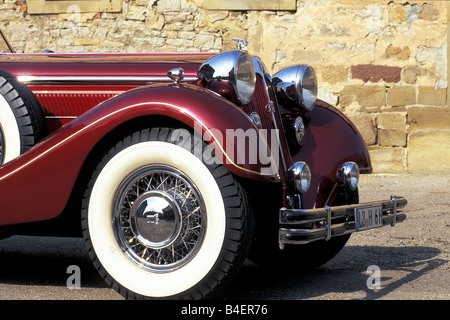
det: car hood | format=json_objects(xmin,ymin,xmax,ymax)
[{"xmin": 0, "ymin": 52, "xmax": 215, "ymax": 80}]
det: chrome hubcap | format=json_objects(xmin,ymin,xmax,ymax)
[
  {"xmin": 113, "ymin": 165, "xmax": 206, "ymax": 272},
  {"xmin": 130, "ymin": 191, "xmax": 182, "ymax": 249}
]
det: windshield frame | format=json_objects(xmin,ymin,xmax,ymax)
[{"xmin": 0, "ymin": 30, "xmax": 14, "ymax": 53}]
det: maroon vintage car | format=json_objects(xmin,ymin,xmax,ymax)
[{"xmin": 0, "ymin": 30, "xmax": 406, "ymax": 299}]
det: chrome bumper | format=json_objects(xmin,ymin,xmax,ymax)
[{"xmin": 279, "ymin": 196, "xmax": 407, "ymax": 245}]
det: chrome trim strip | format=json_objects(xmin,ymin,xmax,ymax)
[
  {"xmin": 18, "ymin": 75, "xmax": 198, "ymax": 83},
  {"xmin": 45, "ymin": 116, "xmax": 77, "ymax": 119}
]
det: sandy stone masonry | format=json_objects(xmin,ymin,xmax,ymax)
[{"xmin": 0, "ymin": 0, "xmax": 449, "ymax": 173}]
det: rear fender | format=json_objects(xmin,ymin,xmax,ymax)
[
  {"xmin": 291, "ymin": 99, "xmax": 372, "ymax": 209},
  {"xmin": 0, "ymin": 84, "xmax": 278, "ymax": 226}
]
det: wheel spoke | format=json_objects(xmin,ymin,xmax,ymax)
[{"xmin": 113, "ymin": 165, "xmax": 206, "ymax": 272}]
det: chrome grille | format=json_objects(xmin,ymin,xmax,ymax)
[
  {"xmin": 242, "ymin": 72, "xmax": 290, "ymax": 178},
  {"xmin": 243, "ymin": 74, "xmax": 273, "ymax": 143}
]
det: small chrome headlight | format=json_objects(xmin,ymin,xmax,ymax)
[
  {"xmin": 287, "ymin": 162, "xmax": 311, "ymax": 194},
  {"xmin": 197, "ymin": 51, "xmax": 256, "ymax": 105},
  {"xmin": 273, "ymin": 65, "xmax": 318, "ymax": 112},
  {"xmin": 337, "ymin": 162, "xmax": 359, "ymax": 191}
]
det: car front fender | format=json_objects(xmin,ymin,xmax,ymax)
[
  {"xmin": 0, "ymin": 84, "xmax": 278, "ymax": 226},
  {"xmin": 291, "ymin": 99, "xmax": 372, "ymax": 209}
]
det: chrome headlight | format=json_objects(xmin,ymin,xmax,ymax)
[
  {"xmin": 197, "ymin": 51, "xmax": 256, "ymax": 105},
  {"xmin": 273, "ymin": 65, "xmax": 318, "ymax": 112},
  {"xmin": 337, "ymin": 162, "xmax": 359, "ymax": 191},
  {"xmin": 287, "ymin": 162, "xmax": 311, "ymax": 194}
]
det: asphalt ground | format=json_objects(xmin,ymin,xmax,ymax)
[{"xmin": 0, "ymin": 173, "xmax": 448, "ymax": 301}]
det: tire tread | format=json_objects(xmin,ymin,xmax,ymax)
[{"xmin": 0, "ymin": 68, "xmax": 47, "ymax": 157}]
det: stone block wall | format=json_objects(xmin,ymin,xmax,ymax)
[{"xmin": 0, "ymin": 0, "xmax": 449, "ymax": 173}]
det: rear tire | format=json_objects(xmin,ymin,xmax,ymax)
[
  {"xmin": 81, "ymin": 127, "xmax": 253, "ymax": 299},
  {"xmin": 0, "ymin": 68, "xmax": 46, "ymax": 164}
]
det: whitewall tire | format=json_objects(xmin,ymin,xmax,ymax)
[
  {"xmin": 0, "ymin": 93, "xmax": 21, "ymax": 163},
  {"xmin": 0, "ymin": 68, "xmax": 46, "ymax": 164},
  {"xmin": 82, "ymin": 127, "xmax": 253, "ymax": 299}
]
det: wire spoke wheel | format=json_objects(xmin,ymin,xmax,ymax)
[
  {"xmin": 82, "ymin": 127, "xmax": 253, "ymax": 299},
  {"xmin": 113, "ymin": 165, "xmax": 206, "ymax": 272}
]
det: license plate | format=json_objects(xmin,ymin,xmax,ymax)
[{"xmin": 355, "ymin": 205, "xmax": 383, "ymax": 231}]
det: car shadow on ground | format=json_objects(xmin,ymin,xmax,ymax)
[
  {"xmin": 221, "ymin": 245, "xmax": 447, "ymax": 300},
  {"xmin": 0, "ymin": 236, "xmax": 446, "ymax": 300},
  {"xmin": 0, "ymin": 236, "xmax": 106, "ymax": 288}
]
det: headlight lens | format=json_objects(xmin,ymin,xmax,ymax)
[
  {"xmin": 287, "ymin": 162, "xmax": 311, "ymax": 194},
  {"xmin": 337, "ymin": 162, "xmax": 359, "ymax": 191},
  {"xmin": 236, "ymin": 53, "xmax": 256, "ymax": 105},
  {"xmin": 273, "ymin": 65, "xmax": 318, "ymax": 112},
  {"xmin": 197, "ymin": 51, "xmax": 256, "ymax": 105}
]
